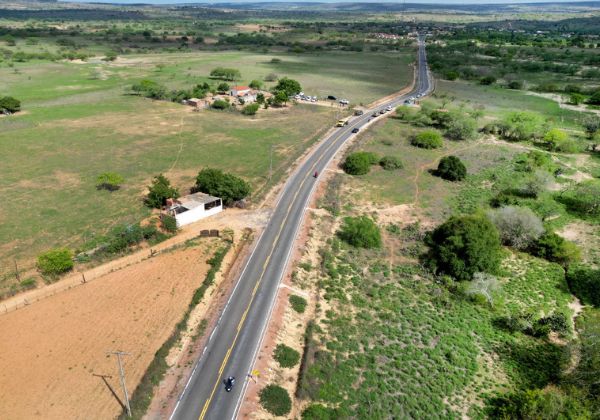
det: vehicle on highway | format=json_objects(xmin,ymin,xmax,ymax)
[
  {"xmin": 352, "ymin": 128, "xmax": 359, "ymax": 133},
  {"xmin": 313, "ymin": 171, "xmax": 318, "ymax": 178},
  {"xmin": 336, "ymin": 117, "xmax": 350, "ymax": 127},
  {"xmin": 327, "ymin": 95, "xmax": 337, "ymax": 100},
  {"xmin": 372, "ymin": 113, "xmax": 378, "ymax": 118},
  {"xmin": 224, "ymin": 376, "xmax": 235, "ymax": 392},
  {"xmin": 354, "ymin": 109, "xmax": 364, "ymax": 116}
]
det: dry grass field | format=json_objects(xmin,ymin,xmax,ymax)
[{"xmin": 0, "ymin": 239, "xmax": 219, "ymax": 420}]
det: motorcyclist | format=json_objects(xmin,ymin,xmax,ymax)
[
  {"xmin": 313, "ymin": 171, "xmax": 318, "ymax": 178},
  {"xmin": 225, "ymin": 376, "xmax": 235, "ymax": 392}
]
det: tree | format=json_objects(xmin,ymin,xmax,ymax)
[
  {"xmin": 489, "ymin": 388, "xmax": 590, "ymax": 420},
  {"xmin": 530, "ymin": 231, "xmax": 581, "ymax": 267},
  {"xmin": 507, "ymin": 80, "xmax": 523, "ymax": 89},
  {"xmin": 0, "ymin": 96, "xmax": 21, "ymax": 113},
  {"xmin": 560, "ymin": 180, "xmax": 600, "ymax": 218},
  {"xmin": 256, "ymin": 93, "xmax": 265, "ymax": 104},
  {"xmin": 569, "ymin": 93, "xmax": 585, "ymax": 105},
  {"xmin": 412, "ymin": 130, "xmax": 443, "ymax": 149},
  {"xmin": 272, "ymin": 90, "xmax": 288, "ymax": 107},
  {"xmin": 544, "ymin": 128, "xmax": 578, "ymax": 152},
  {"xmin": 209, "ymin": 67, "xmax": 240, "ymax": 81},
  {"xmin": 145, "ymin": 174, "xmax": 179, "ymax": 208},
  {"xmin": 273, "ymin": 344, "xmax": 300, "ymax": 368},
  {"xmin": 587, "ymin": 89, "xmax": 600, "ymax": 105},
  {"xmin": 96, "ymin": 172, "xmax": 124, "ymax": 191},
  {"xmin": 500, "ymin": 111, "xmax": 544, "ymax": 141},
  {"xmin": 425, "ymin": 214, "xmax": 502, "ymax": 281},
  {"xmin": 567, "ymin": 266, "xmax": 600, "ymax": 307},
  {"xmin": 274, "ymin": 77, "xmax": 302, "ymax": 96},
  {"xmin": 211, "ymin": 99, "xmax": 230, "ymax": 110},
  {"xmin": 487, "ymin": 206, "xmax": 544, "ymax": 250},
  {"xmin": 338, "ymin": 216, "xmax": 382, "ymax": 249},
  {"xmin": 342, "ymin": 152, "xmax": 378, "ymax": 175},
  {"xmin": 242, "ymin": 103, "xmax": 260, "ymax": 115},
  {"xmin": 519, "ymin": 170, "xmax": 553, "ymax": 198},
  {"xmin": 131, "ymin": 79, "xmax": 167, "ymax": 100},
  {"xmin": 302, "ymin": 404, "xmax": 340, "ymax": 420},
  {"xmin": 436, "ymin": 156, "xmax": 467, "ymax": 181},
  {"xmin": 102, "ymin": 51, "xmax": 118, "ymax": 62},
  {"xmin": 446, "ymin": 116, "xmax": 477, "ymax": 140},
  {"xmin": 466, "ymin": 272, "xmax": 500, "ymax": 305},
  {"xmin": 480, "ymin": 75, "xmax": 496, "ymax": 85},
  {"xmin": 249, "ymin": 79, "xmax": 262, "ymax": 89},
  {"xmin": 445, "ymin": 71, "xmax": 459, "ymax": 81},
  {"xmin": 264, "ymin": 73, "xmax": 278, "ymax": 82},
  {"xmin": 37, "ymin": 248, "xmax": 74, "ymax": 277},
  {"xmin": 582, "ymin": 115, "xmax": 600, "ymax": 140},
  {"xmin": 379, "ymin": 156, "xmax": 403, "ymax": 170},
  {"xmin": 216, "ymin": 82, "xmax": 230, "ymax": 93},
  {"xmin": 193, "ymin": 168, "xmax": 251, "ymax": 206},
  {"xmin": 259, "ymin": 385, "xmax": 291, "ymax": 416}
]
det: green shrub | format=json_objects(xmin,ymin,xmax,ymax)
[
  {"xmin": 211, "ymin": 99, "xmax": 230, "ymax": 110},
  {"xmin": 259, "ymin": 384, "xmax": 292, "ymax": 416},
  {"xmin": 289, "ymin": 294, "xmax": 307, "ymax": 313},
  {"xmin": 96, "ymin": 172, "xmax": 124, "ymax": 191},
  {"xmin": 37, "ymin": 248, "xmax": 74, "ymax": 276},
  {"xmin": 274, "ymin": 344, "xmax": 300, "ymax": 368},
  {"xmin": 480, "ymin": 75, "xmax": 496, "ymax": 85},
  {"xmin": 545, "ymin": 128, "xmax": 579, "ymax": 152},
  {"xmin": 530, "ymin": 231, "xmax": 581, "ymax": 267},
  {"xmin": 242, "ymin": 103, "xmax": 259, "ymax": 115},
  {"xmin": 342, "ymin": 152, "xmax": 378, "ymax": 175},
  {"xmin": 274, "ymin": 77, "xmax": 302, "ymax": 96},
  {"xmin": 161, "ymin": 214, "xmax": 178, "ymax": 233},
  {"xmin": 209, "ymin": 67, "xmax": 240, "ymax": 81},
  {"xmin": 379, "ymin": 156, "xmax": 403, "ymax": 170},
  {"xmin": 446, "ymin": 116, "xmax": 478, "ymax": 140},
  {"xmin": 500, "ymin": 111, "xmax": 545, "ymax": 141},
  {"xmin": 193, "ymin": 168, "xmax": 251, "ymax": 206},
  {"xmin": 507, "ymin": 80, "xmax": 523, "ymax": 89},
  {"xmin": 302, "ymin": 404, "xmax": 339, "ymax": 419},
  {"xmin": 0, "ymin": 96, "xmax": 21, "ymax": 113},
  {"xmin": 489, "ymin": 388, "xmax": 590, "ymax": 419},
  {"xmin": 216, "ymin": 82, "xmax": 230, "ymax": 92},
  {"xmin": 425, "ymin": 215, "xmax": 502, "ymax": 281},
  {"xmin": 145, "ymin": 174, "xmax": 179, "ymax": 208},
  {"xmin": 411, "ymin": 130, "xmax": 443, "ymax": 149},
  {"xmin": 338, "ymin": 216, "xmax": 381, "ymax": 249},
  {"xmin": 436, "ymin": 156, "xmax": 467, "ymax": 181},
  {"xmin": 567, "ymin": 266, "xmax": 600, "ymax": 307}
]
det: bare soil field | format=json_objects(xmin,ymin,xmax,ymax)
[{"xmin": 0, "ymin": 240, "xmax": 219, "ymax": 420}]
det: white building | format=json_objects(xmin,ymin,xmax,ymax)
[{"xmin": 167, "ymin": 192, "xmax": 223, "ymax": 227}]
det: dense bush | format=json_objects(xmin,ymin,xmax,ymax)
[
  {"xmin": 436, "ymin": 156, "xmax": 467, "ymax": 181},
  {"xmin": 131, "ymin": 79, "xmax": 167, "ymax": 100},
  {"xmin": 211, "ymin": 99, "xmax": 230, "ymax": 110},
  {"xmin": 302, "ymin": 404, "xmax": 340, "ymax": 419},
  {"xmin": 241, "ymin": 103, "xmax": 259, "ymax": 115},
  {"xmin": 379, "ymin": 155, "xmax": 403, "ymax": 170},
  {"xmin": 259, "ymin": 384, "xmax": 292, "ymax": 416},
  {"xmin": 446, "ymin": 116, "xmax": 478, "ymax": 140},
  {"xmin": 96, "ymin": 172, "xmax": 124, "ymax": 191},
  {"xmin": 216, "ymin": 82, "xmax": 230, "ymax": 93},
  {"xmin": 494, "ymin": 111, "xmax": 545, "ymax": 141},
  {"xmin": 209, "ymin": 67, "xmax": 240, "ymax": 81},
  {"xmin": 489, "ymin": 387, "xmax": 590, "ymax": 419},
  {"xmin": 161, "ymin": 214, "xmax": 178, "ymax": 233},
  {"xmin": 567, "ymin": 266, "xmax": 600, "ymax": 307},
  {"xmin": 193, "ymin": 168, "xmax": 251, "ymax": 206},
  {"xmin": 37, "ymin": 248, "xmax": 74, "ymax": 276},
  {"xmin": 519, "ymin": 170, "xmax": 553, "ymax": 198},
  {"xmin": 507, "ymin": 80, "xmax": 523, "ymax": 89},
  {"xmin": 342, "ymin": 152, "xmax": 378, "ymax": 175},
  {"xmin": 559, "ymin": 180, "xmax": 600, "ymax": 218},
  {"xmin": 274, "ymin": 344, "xmax": 300, "ymax": 368},
  {"xmin": 0, "ymin": 96, "xmax": 21, "ymax": 113},
  {"xmin": 338, "ymin": 216, "xmax": 381, "ymax": 249},
  {"xmin": 488, "ymin": 206, "xmax": 544, "ymax": 250},
  {"xmin": 289, "ymin": 294, "xmax": 307, "ymax": 313},
  {"xmin": 530, "ymin": 231, "xmax": 580, "ymax": 267},
  {"xmin": 425, "ymin": 215, "xmax": 502, "ymax": 281},
  {"xmin": 145, "ymin": 174, "xmax": 179, "ymax": 208},
  {"xmin": 104, "ymin": 223, "xmax": 161, "ymax": 254},
  {"xmin": 582, "ymin": 115, "xmax": 600, "ymax": 139},
  {"xmin": 480, "ymin": 75, "xmax": 497, "ymax": 85},
  {"xmin": 411, "ymin": 130, "xmax": 443, "ymax": 149},
  {"xmin": 545, "ymin": 128, "xmax": 579, "ymax": 152}
]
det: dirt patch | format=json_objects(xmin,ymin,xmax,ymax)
[{"xmin": 0, "ymin": 242, "xmax": 216, "ymax": 420}]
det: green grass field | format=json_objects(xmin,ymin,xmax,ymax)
[{"xmin": 0, "ymin": 47, "xmax": 414, "ymax": 290}]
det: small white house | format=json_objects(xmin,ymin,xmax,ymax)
[
  {"xmin": 230, "ymin": 85, "xmax": 251, "ymax": 97},
  {"xmin": 167, "ymin": 192, "xmax": 223, "ymax": 227}
]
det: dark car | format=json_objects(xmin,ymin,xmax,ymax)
[
  {"xmin": 327, "ymin": 95, "xmax": 337, "ymax": 100},
  {"xmin": 352, "ymin": 128, "xmax": 359, "ymax": 133},
  {"xmin": 224, "ymin": 376, "xmax": 235, "ymax": 392},
  {"xmin": 372, "ymin": 113, "xmax": 378, "ymax": 118}
]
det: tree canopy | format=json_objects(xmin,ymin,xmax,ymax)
[
  {"xmin": 338, "ymin": 216, "xmax": 381, "ymax": 249},
  {"xmin": 274, "ymin": 77, "xmax": 302, "ymax": 96},
  {"xmin": 193, "ymin": 168, "xmax": 251, "ymax": 206},
  {"xmin": 146, "ymin": 174, "xmax": 179, "ymax": 208},
  {"xmin": 0, "ymin": 96, "xmax": 21, "ymax": 113},
  {"xmin": 425, "ymin": 214, "xmax": 502, "ymax": 281},
  {"xmin": 96, "ymin": 172, "xmax": 124, "ymax": 191},
  {"xmin": 209, "ymin": 67, "xmax": 241, "ymax": 81},
  {"xmin": 436, "ymin": 156, "xmax": 467, "ymax": 181}
]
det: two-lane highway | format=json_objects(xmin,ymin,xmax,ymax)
[{"xmin": 170, "ymin": 35, "xmax": 432, "ymax": 420}]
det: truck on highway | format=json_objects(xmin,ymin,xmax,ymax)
[{"xmin": 336, "ymin": 117, "xmax": 350, "ymax": 127}]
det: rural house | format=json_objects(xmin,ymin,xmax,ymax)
[
  {"xmin": 166, "ymin": 192, "xmax": 223, "ymax": 227},
  {"xmin": 230, "ymin": 86, "xmax": 257, "ymax": 103}
]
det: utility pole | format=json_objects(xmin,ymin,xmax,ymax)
[
  {"xmin": 269, "ymin": 144, "xmax": 274, "ymax": 183},
  {"xmin": 13, "ymin": 258, "xmax": 20, "ymax": 282},
  {"xmin": 108, "ymin": 350, "xmax": 132, "ymax": 417}
]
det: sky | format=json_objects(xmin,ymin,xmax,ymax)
[{"xmin": 60, "ymin": 0, "xmax": 594, "ymax": 4}]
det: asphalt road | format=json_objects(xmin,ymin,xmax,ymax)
[{"xmin": 170, "ymin": 35, "xmax": 432, "ymax": 420}]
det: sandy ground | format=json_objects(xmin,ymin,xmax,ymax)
[{"xmin": 0, "ymin": 240, "xmax": 219, "ymax": 420}]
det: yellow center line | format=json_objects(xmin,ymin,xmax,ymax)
[{"xmin": 198, "ymin": 119, "xmax": 363, "ymax": 420}]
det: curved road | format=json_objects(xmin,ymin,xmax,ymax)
[{"xmin": 170, "ymin": 35, "xmax": 432, "ymax": 420}]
